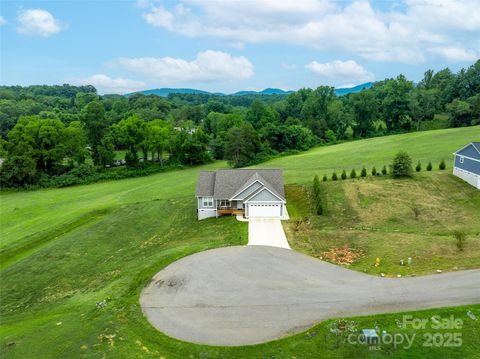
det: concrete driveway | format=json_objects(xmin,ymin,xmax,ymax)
[
  {"xmin": 247, "ymin": 218, "xmax": 290, "ymax": 249},
  {"xmin": 140, "ymin": 246, "xmax": 480, "ymax": 346}
]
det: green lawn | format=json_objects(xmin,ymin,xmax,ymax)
[
  {"xmin": 255, "ymin": 126, "xmax": 480, "ymax": 184},
  {"xmin": 1, "ymin": 126, "xmax": 480, "ymax": 358}
]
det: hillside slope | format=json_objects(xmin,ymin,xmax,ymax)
[{"xmin": 255, "ymin": 126, "xmax": 480, "ymax": 183}]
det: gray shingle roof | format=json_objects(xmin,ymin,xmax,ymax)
[
  {"xmin": 195, "ymin": 171, "xmax": 216, "ymax": 197},
  {"xmin": 195, "ymin": 169, "xmax": 285, "ymax": 200}
]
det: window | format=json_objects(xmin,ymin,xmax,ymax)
[
  {"xmin": 219, "ymin": 200, "xmax": 230, "ymax": 208},
  {"xmin": 460, "ymin": 156, "xmax": 464, "ymax": 164},
  {"xmin": 202, "ymin": 197, "xmax": 213, "ymax": 207}
]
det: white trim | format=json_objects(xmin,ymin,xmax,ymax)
[
  {"xmin": 455, "ymin": 153, "xmax": 480, "ymax": 163},
  {"xmin": 453, "ymin": 166, "xmax": 480, "ymax": 178},
  {"xmin": 453, "ymin": 167, "xmax": 480, "ymax": 189},
  {"xmin": 202, "ymin": 197, "xmax": 214, "ymax": 207},
  {"xmin": 454, "ymin": 142, "xmax": 480, "ymax": 155},
  {"xmin": 246, "ymin": 202, "xmax": 283, "ymax": 218},
  {"xmin": 229, "ymin": 180, "xmax": 264, "ymax": 201},
  {"xmin": 219, "ymin": 199, "xmax": 231, "ymax": 208},
  {"xmin": 244, "ymin": 186, "xmax": 286, "ymax": 203}
]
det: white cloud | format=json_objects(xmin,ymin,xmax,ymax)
[
  {"xmin": 17, "ymin": 9, "xmax": 61, "ymax": 37},
  {"xmin": 428, "ymin": 46, "xmax": 478, "ymax": 62},
  {"xmin": 0, "ymin": 16, "xmax": 7, "ymax": 26},
  {"xmin": 111, "ymin": 50, "xmax": 254, "ymax": 83},
  {"xmin": 306, "ymin": 60, "xmax": 374, "ymax": 85},
  {"xmin": 69, "ymin": 74, "xmax": 146, "ymax": 94},
  {"xmin": 140, "ymin": 0, "xmax": 480, "ymax": 64}
]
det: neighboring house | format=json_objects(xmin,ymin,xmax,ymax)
[
  {"xmin": 195, "ymin": 169, "xmax": 287, "ymax": 220},
  {"xmin": 453, "ymin": 142, "xmax": 480, "ymax": 189}
]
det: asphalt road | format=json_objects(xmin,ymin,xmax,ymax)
[{"xmin": 140, "ymin": 245, "xmax": 480, "ymax": 346}]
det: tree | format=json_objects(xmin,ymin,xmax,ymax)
[
  {"xmin": 313, "ymin": 175, "xmax": 324, "ymax": 215},
  {"xmin": 341, "ymin": 169, "xmax": 347, "ymax": 180},
  {"xmin": 113, "ymin": 115, "xmax": 146, "ymax": 166},
  {"xmin": 7, "ymin": 116, "xmax": 66, "ymax": 173},
  {"xmin": 170, "ymin": 128, "xmax": 211, "ymax": 165},
  {"xmin": 361, "ymin": 166, "xmax": 367, "ymax": 177},
  {"xmin": 147, "ymin": 120, "xmax": 172, "ymax": 165},
  {"xmin": 80, "ymin": 101, "xmax": 108, "ymax": 165},
  {"xmin": 447, "ymin": 99, "xmax": 472, "ymax": 127},
  {"xmin": 392, "ymin": 151, "xmax": 413, "ymax": 177},
  {"xmin": 416, "ymin": 161, "xmax": 421, "ymax": 172},
  {"xmin": 427, "ymin": 162, "xmax": 433, "ymax": 171},
  {"xmin": 350, "ymin": 91, "xmax": 378, "ymax": 136},
  {"xmin": 409, "ymin": 88, "xmax": 439, "ymax": 130},
  {"xmin": 332, "ymin": 171, "xmax": 338, "ymax": 181},
  {"xmin": 64, "ymin": 121, "xmax": 87, "ymax": 166},
  {"xmin": 224, "ymin": 122, "xmax": 261, "ymax": 167},
  {"xmin": 439, "ymin": 159, "xmax": 446, "ymax": 170},
  {"xmin": 0, "ymin": 154, "xmax": 37, "ymax": 186},
  {"xmin": 322, "ymin": 174, "xmax": 328, "ymax": 181},
  {"xmin": 371, "ymin": 167, "xmax": 377, "ymax": 176},
  {"xmin": 350, "ymin": 169, "xmax": 357, "ymax": 179},
  {"xmin": 381, "ymin": 165, "xmax": 387, "ymax": 175},
  {"xmin": 381, "ymin": 75, "xmax": 414, "ymax": 129},
  {"xmin": 97, "ymin": 132, "xmax": 115, "ymax": 166}
]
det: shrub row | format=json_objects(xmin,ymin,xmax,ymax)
[
  {"xmin": 415, "ymin": 160, "xmax": 446, "ymax": 172},
  {"xmin": 322, "ymin": 159, "xmax": 447, "ymax": 182}
]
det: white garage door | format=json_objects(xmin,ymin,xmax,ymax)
[{"xmin": 248, "ymin": 203, "xmax": 282, "ymax": 218}]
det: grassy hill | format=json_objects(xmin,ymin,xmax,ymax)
[
  {"xmin": 1, "ymin": 126, "xmax": 480, "ymax": 358},
  {"xmin": 285, "ymin": 172, "xmax": 480, "ymax": 276},
  {"xmin": 255, "ymin": 126, "xmax": 480, "ymax": 183}
]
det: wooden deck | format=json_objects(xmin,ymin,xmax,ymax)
[{"xmin": 217, "ymin": 208, "xmax": 245, "ymax": 216}]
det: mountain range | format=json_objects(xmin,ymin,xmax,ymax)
[{"xmin": 126, "ymin": 82, "xmax": 373, "ymax": 97}]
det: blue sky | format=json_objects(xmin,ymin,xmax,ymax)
[{"xmin": 1, "ymin": 0, "xmax": 479, "ymax": 94}]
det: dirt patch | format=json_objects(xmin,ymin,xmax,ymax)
[{"xmin": 320, "ymin": 245, "xmax": 364, "ymax": 266}]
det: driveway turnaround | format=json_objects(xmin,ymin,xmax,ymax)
[
  {"xmin": 248, "ymin": 218, "xmax": 291, "ymax": 249},
  {"xmin": 140, "ymin": 246, "xmax": 480, "ymax": 346}
]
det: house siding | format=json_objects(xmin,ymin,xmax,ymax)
[
  {"xmin": 454, "ymin": 155, "xmax": 480, "ymax": 175},
  {"xmin": 197, "ymin": 197, "xmax": 215, "ymax": 209},
  {"xmin": 456, "ymin": 144, "xmax": 480, "ymax": 159},
  {"xmin": 247, "ymin": 189, "xmax": 282, "ymax": 202},
  {"xmin": 232, "ymin": 181, "xmax": 263, "ymax": 199},
  {"xmin": 453, "ymin": 167, "xmax": 480, "ymax": 189}
]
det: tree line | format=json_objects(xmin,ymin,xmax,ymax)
[{"xmin": 0, "ymin": 60, "xmax": 479, "ymax": 187}]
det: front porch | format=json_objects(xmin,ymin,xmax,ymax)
[{"xmin": 217, "ymin": 208, "xmax": 245, "ymax": 216}]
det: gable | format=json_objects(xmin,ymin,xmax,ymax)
[
  {"xmin": 231, "ymin": 180, "xmax": 263, "ymax": 200},
  {"xmin": 245, "ymin": 187, "xmax": 284, "ymax": 202},
  {"xmin": 456, "ymin": 143, "xmax": 480, "ymax": 159}
]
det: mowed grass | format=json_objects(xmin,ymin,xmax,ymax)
[
  {"xmin": 284, "ymin": 172, "xmax": 480, "ymax": 276},
  {"xmin": 255, "ymin": 126, "xmax": 480, "ymax": 184},
  {"xmin": 1, "ymin": 126, "xmax": 480, "ymax": 358}
]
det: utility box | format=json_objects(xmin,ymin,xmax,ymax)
[{"xmin": 362, "ymin": 329, "xmax": 379, "ymax": 345}]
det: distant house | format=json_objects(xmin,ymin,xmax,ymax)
[
  {"xmin": 195, "ymin": 169, "xmax": 287, "ymax": 220},
  {"xmin": 453, "ymin": 142, "xmax": 480, "ymax": 189}
]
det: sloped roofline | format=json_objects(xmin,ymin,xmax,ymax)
[
  {"xmin": 229, "ymin": 178, "xmax": 264, "ymax": 201},
  {"xmin": 243, "ymin": 186, "xmax": 286, "ymax": 203},
  {"xmin": 454, "ymin": 142, "xmax": 480, "ymax": 155}
]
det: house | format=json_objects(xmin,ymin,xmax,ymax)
[
  {"xmin": 195, "ymin": 169, "xmax": 287, "ymax": 220},
  {"xmin": 453, "ymin": 142, "xmax": 480, "ymax": 189}
]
